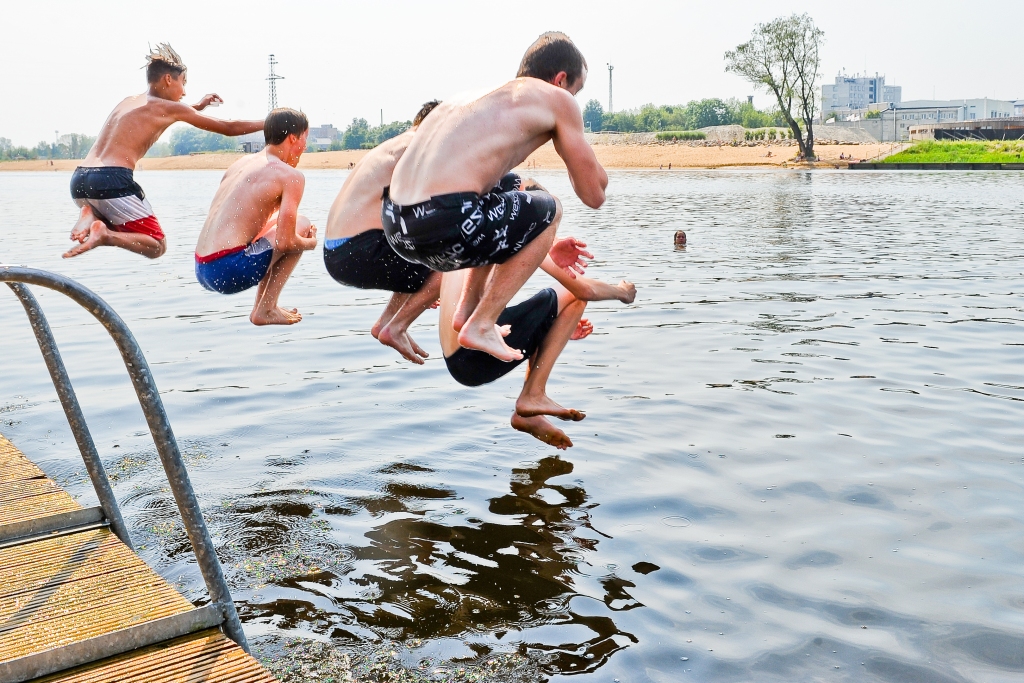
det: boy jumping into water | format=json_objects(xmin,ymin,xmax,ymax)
[
  {"xmin": 440, "ymin": 237, "xmax": 636, "ymax": 449},
  {"xmin": 383, "ymin": 31, "xmax": 605, "ymax": 363},
  {"xmin": 66, "ymin": 44, "xmax": 264, "ymax": 259},
  {"xmin": 324, "ymin": 101, "xmax": 443, "ymax": 364},
  {"xmin": 195, "ymin": 109, "xmax": 317, "ymax": 326}
]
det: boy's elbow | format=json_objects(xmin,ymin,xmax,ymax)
[{"xmin": 583, "ymin": 189, "xmax": 605, "ymax": 209}]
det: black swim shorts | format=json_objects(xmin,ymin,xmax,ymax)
[
  {"xmin": 323, "ymin": 229, "xmax": 432, "ymax": 294},
  {"xmin": 444, "ymin": 288, "xmax": 559, "ymax": 387},
  {"xmin": 381, "ymin": 172, "xmax": 557, "ymax": 272}
]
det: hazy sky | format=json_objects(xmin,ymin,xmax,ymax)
[{"xmin": 2, "ymin": 0, "xmax": 1021, "ymax": 146}]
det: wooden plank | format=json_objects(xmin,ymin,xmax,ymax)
[
  {"xmin": 0, "ymin": 434, "xmax": 277, "ymax": 681},
  {"xmin": 0, "ymin": 528, "xmax": 195, "ymax": 660},
  {"xmin": 32, "ymin": 630, "xmax": 276, "ymax": 683}
]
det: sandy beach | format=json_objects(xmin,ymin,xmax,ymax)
[{"xmin": 0, "ymin": 142, "xmax": 893, "ymax": 172}]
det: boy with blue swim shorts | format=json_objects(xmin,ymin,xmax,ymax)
[{"xmin": 194, "ymin": 108, "xmax": 318, "ymax": 326}]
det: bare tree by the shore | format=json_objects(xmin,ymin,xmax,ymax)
[{"xmin": 725, "ymin": 14, "xmax": 823, "ymax": 160}]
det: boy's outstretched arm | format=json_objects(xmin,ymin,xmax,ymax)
[
  {"xmin": 174, "ymin": 102, "xmax": 263, "ymax": 136},
  {"xmin": 274, "ymin": 175, "xmax": 317, "ymax": 253},
  {"xmin": 541, "ymin": 253, "xmax": 636, "ymax": 304}
]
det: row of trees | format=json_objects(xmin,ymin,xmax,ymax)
[
  {"xmin": 582, "ymin": 99, "xmax": 782, "ymax": 133},
  {"xmin": 0, "ymin": 134, "xmax": 96, "ymax": 161},
  {"xmin": 329, "ymin": 117, "xmax": 411, "ymax": 151}
]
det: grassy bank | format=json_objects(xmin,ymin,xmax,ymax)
[{"xmin": 883, "ymin": 140, "xmax": 1024, "ymax": 164}]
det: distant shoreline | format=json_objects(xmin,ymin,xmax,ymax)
[{"xmin": 0, "ymin": 142, "xmax": 891, "ymax": 172}]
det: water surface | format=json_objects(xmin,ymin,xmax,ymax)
[{"xmin": 2, "ymin": 168, "xmax": 1023, "ymax": 682}]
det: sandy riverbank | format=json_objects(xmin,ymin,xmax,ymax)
[{"xmin": 0, "ymin": 142, "xmax": 894, "ymax": 172}]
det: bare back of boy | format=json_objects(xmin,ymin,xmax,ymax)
[
  {"xmin": 85, "ymin": 94, "xmax": 251, "ymax": 171},
  {"xmin": 326, "ymin": 131, "xmax": 413, "ymax": 239},
  {"xmin": 389, "ymin": 79, "xmax": 603, "ymax": 207},
  {"xmin": 196, "ymin": 151, "xmax": 316, "ymax": 325}
]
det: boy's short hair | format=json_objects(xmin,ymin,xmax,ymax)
[
  {"xmin": 517, "ymin": 32, "xmax": 587, "ymax": 86},
  {"xmin": 413, "ymin": 100, "xmax": 441, "ymax": 127},
  {"xmin": 264, "ymin": 108, "xmax": 309, "ymax": 145},
  {"xmin": 145, "ymin": 43, "xmax": 186, "ymax": 84}
]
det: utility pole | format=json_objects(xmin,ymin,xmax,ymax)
[
  {"xmin": 267, "ymin": 54, "xmax": 284, "ymax": 112},
  {"xmin": 607, "ymin": 64, "xmax": 614, "ymax": 113}
]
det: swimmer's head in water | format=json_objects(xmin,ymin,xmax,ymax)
[
  {"xmin": 413, "ymin": 100, "xmax": 441, "ymax": 128},
  {"xmin": 145, "ymin": 43, "xmax": 186, "ymax": 84},
  {"xmin": 517, "ymin": 32, "xmax": 587, "ymax": 93},
  {"xmin": 265, "ymin": 108, "xmax": 309, "ymax": 146}
]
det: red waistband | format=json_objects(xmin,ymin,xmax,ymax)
[{"xmin": 195, "ymin": 244, "xmax": 246, "ymax": 264}]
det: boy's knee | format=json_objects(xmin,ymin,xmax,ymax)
[{"xmin": 552, "ymin": 196, "xmax": 563, "ymax": 223}]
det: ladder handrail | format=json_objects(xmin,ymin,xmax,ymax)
[{"xmin": 0, "ymin": 266, "xmax": 248, "ymax": 653}]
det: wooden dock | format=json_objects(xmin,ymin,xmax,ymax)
[{"xmin": 0, "ymin": 433, "xmax": 276, "ymax": 683}]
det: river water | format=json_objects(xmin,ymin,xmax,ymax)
[{"xmin": 2, "ymin": 168, "xmax": 1023, "ymax": 682}]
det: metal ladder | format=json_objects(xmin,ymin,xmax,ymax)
[{"xmin": 0, "ymin": 266, "xmax": 247, "ymax": 682}]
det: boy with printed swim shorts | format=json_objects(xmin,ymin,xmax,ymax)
[
  {"xmin": 383, "ymin": 32, "xmax": 605, "ymax": 366},
  {"xmin": 323, "ymin": 101, "xmax": 443, "ymax": 364},
  {"xmin": 66, "ymin": 44, "xmax": 264, "ymax": 259},
  {"xmin": 439, "ymin": 237, "xmax": 636, "ymax": 449},
  {"xmin": 194, "ymin": 109, "xmax": 317, "ymax": 326}
]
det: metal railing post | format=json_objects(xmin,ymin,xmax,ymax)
[
  {"xmin": 6, "ymin": 282, "xmax": 133, "ymax": 548},
  {"xmin": 0, "ymin": 267, "xmax": 249, "ymax": 653}
]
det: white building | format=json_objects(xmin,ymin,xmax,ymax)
[
  {"xmin": 237, "ymin": 132, "xmax": 265, "ymax": 154},
  {"xmin": 1016, "ymin": 100, "xmax": 1024, "ymax": 117},
  {"xmin": 822, "ymin": 72, "xmax": 901, "ymax": 112}
]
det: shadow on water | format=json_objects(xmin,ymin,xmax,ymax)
[{"xmin": 232, "ymin": 456, "xmax": 635, "ymax": 676}]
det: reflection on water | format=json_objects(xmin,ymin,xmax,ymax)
[
  {"xmin": 3, "ymin": 169, "xmax": 1024, "ymax": 681},
  {"xmin": 233, "ymin": 456, "xmax": 634, "ymax": 676}
]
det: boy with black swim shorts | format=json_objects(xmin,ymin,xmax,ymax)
[
  {"xmin": 385, "ymin": 32, "xmax": 606, "ymax": 363},
  {"xmin": 65, "ymin": 44, "xmax": 264, "ymax": 260},
  {"xmin": 439, "ymin": 237, "xmax": 637, "ymax": 449},
  {"xmin": 194, "ymin": 109, "xmax": 317, "ymax": 326},
  {"xmin": 323, "ymin": 101, "xmax": 443, "ymax": 364}
]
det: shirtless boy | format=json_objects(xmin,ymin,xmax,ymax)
[
  {"xmin": 383, "ymin": 31, "xmax": 605, "ymax": 363},
  {"xmin": 439, "ymin": 237, "xmax": 636, "ymax": 449},
  {"xmin": 66, "ymin": 44, "xmax": 263, "ymax": 259},
  {"xmin": 324, "ymin": 101, "xmax": 443, "ymax": 364},
  {"xmin": 194, "ymin": 108, "xmax": 317, "ymax": 326}
]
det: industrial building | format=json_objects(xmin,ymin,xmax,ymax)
[{"xmin": 822, "ymin": 72, "xmax": 901, "ymax": 112}]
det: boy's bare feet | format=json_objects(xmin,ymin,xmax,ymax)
[
  {"xmin": 452, "ymin": 296, "xmax": 474, "ymax": 333},
  {"xmin": 617, "ymin": 280, "xmax": 637, "ymax": 304},
  {"xmin": 370, "ymin": 313, "xmax": 389, "ymax": 340},
  {"xmin": 515, "ymin": 393, "xmax": 585, "ymax": 421},
  {"xmin": 63, "ymin": 221, "xmax": 109, "ymax": 258},
  {"xmin": 511, "ymin": 412, "xmax": 573, "ymax": 449},
  {"xmin": 571, "ymin": 318, "xmax": 594, "ymax": 341},
  {"xmin": 250, "ymin": 306, "xmax": 302, "ymax": 326},
  {"xmin": 458, "ymin": 322, "xmax": 523, "ymax": 361},
  {"xmin": 378, "ymin": 325, "xmax": 429, "ymax": 364}
]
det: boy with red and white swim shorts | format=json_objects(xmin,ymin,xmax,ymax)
[{"xmin": 64, "ymin": 43, "xmax": 263, "ymax": 259}]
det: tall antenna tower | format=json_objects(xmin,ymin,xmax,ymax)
[
  {"xmin": 267, "ymin": 54, "xmax": 284, "ymax": 111},
  {"xmin": 607, "ymin": 64, "xmax": 614, "ymax": 113}
]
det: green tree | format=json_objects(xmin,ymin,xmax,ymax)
[
  {"xmin": 342, "ymin": 118, "xmax": 371, "ymax": 150},
  {"xmin": 582, "ymin": 99, "xmax": 604, "ymax": 131},
  {"xmin": 170, "ymin": 127, "xmax": 236, "ymax": 155},
  {"xmin": 684, "ymin": 98, "xmax": 733, "ymax": 129},
  {"xmin": 725, "ymin": 13, "xmax": 824, "ymax": 159}
]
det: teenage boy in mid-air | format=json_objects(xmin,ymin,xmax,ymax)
[
  {"xmin": 323, "ymin": 101, "xmax": 443, "ymax": 364},
  {"xmin": 66, "ymin": 44, "xmax": 263, "ymax": 259},
  {"xmin": 194, "ymin": 109, "xmax": 317, "ymax": 326},
  {"xmin": 383, "ymin": 31, "xmax": 605, "ymax": 366},
  {"xmin": 439, "ymin": 237, "xmax": 636, "ymax": 449}
]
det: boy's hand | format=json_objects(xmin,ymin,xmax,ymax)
[
  {"xmin": 194, "ymin": 94, "xmax": 224, "ymax": 111},
  {"xmin": 549, "ymin": 237, "xmax": 593, "ymax": 279}
]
